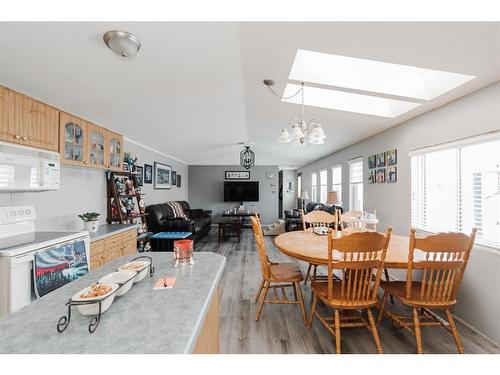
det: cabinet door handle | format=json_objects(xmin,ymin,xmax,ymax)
[{"xmin": 14, "ymin": 135, "xmax": 21, "ymax": 139}]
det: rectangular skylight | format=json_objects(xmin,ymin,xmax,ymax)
[
  {"xmin": 288, "ymin": 49, "xmax": 476, "ymax": 100},
  {"xmin": 282, "ymin": 83, "xmax": 421, "ymax": 118}
]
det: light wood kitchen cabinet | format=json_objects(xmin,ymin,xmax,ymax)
[
  {"xmin": 60, "ymin": 112, "xmax": 88, "ymax": 167},
  {"xmin": 0, "ymin": 86, "xmax": 59, "ymax": 151},
  {"xmin": 89, "ymin": 229, "xmax": 137, "ymax": 271},
  {"xmin": 87, "ymin": 122, "xmax": 107, "ymax": 169},
  {"xmin": 16, "ymin": 94, "xmax": 59, "ymax": 151},
  {"xmin": 0, "ymin": 86, "xmax": 17, "ymax": 144},
  {"xmin": 107, "ymin": 130, "xmax": 123, "ymax": 171}
]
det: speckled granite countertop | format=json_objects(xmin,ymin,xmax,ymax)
[
  {"xmin": 0, "ymin": 252, "xmax": 226, "ymax": 354},
  {"xmin": 89, "ymin": 224, "xmax": 138, "ymax": 242}
]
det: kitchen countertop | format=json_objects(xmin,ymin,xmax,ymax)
[
  {"xmin": 89, "ymin": 224, "xmax": 138, "ymax": 242},
  {"xmin": 0, "ymin": 252, "xmax": 226, "ymax": 354}
]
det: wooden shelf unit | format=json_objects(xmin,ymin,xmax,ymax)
[{"xmin": 107, "ymin": 171, "xmax": 152, "ymax": 252}]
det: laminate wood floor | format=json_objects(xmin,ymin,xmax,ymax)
[{"xmin": 196, "ymin": 228, "xmax": 500, "ymax": 354}]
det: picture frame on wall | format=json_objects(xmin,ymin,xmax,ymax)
[
  {"xmin": 368, "ymin": 155, "xmax": 376, "ymax": 169},
  {"xmin": 386, "ymin": 149, "xmax": 397, "ymax": 166},
  {"xmin": 286, "ymin": 180, "xmax": 294, "ymax": 193},
  {"xmin": 376, "ymin": 168, "xmax": 385, "ymax": 183},
  {"xmin": 122, "ymin": 162, "xmax": 130, "ymax": 172},
  {"xmin": 172, "ymin": 171, "xmax": 177, "ymax": 186},
  {"xmin": 135, "ymin": 165, "xmax": 144, "ymax": 186},
  {"xmin": 176, "ymin": 174, "xmax": 181, "ymax": 188},
  {"xmin": 368, "ymin": 169, "xmax": 376, "ymax": 184},
  {"xmin": 386, "ymin": 166, "xmax": 397, "ymax": 183},
  {"xmin": 225, "ymin": 171, "xmax": 250, "ymax": 180},
  {"xmin": 154, "ymin": 162, "xmax": 172, "ymax": 190},
  {"xmin": 376, "ymin": 153, "xmax": 386, "ymax": 168},
  {"xmin": 144, "ymin": 164, "xmax": 153, "ymax": 184}
]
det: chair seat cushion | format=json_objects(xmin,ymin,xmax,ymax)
[
  {"xmin": 270, "ymin": 262, "xmax": 303, "ymax": 282},
  {"xmin": 380, "ymin": 281, "xmax": 456, "ymax": 307},
  {"xmin": 311, "ymin": 281, "xmax": 377, "ymax": 308}
]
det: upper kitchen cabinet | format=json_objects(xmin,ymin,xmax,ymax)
[
  {"xmin": 0, "ymin": 86, "xmax": 17, "ymax": 144},
  {"xmin": 107, "ymin": 130, "xmax": 123, "ymax": 171},
  {"xmin": 16, "ymin": 94, "xmax": 59, "ymax": 151},
  {"xmin": 0, "ymin": 86, "xmax": 59, "ymax": 151},
  {"xmin": 87, "ymin": 122, "xmax": 107, "ymax": 169},
  {"xmin": 60, "ymin": 112, "xmax": 88, "ymax": 167}
]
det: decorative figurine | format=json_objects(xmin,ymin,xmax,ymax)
[{"xmin": 125, "ymin": 179, "xmax": 135, "ymax": 195}]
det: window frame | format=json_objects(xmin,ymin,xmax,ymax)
[
  {"xmin": 410, "ymin": 131, "xmax": 500, "ymax": 250},
  {"xmin": 311, "ymin": 171, "xmax": 318, "ymax": 202},
  {"xmin": 331, "ymin": 164, "xmax": 342, "ymax": 204},
  {"xmin": 348, "ymin": 157, "xmax": 364, "ymax": 211}
]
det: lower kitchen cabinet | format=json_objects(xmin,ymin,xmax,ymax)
[{"xmin": 89, "ymin": 229, "xmax": 137, "ymax": 271}]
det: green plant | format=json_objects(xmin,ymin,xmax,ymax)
[{"xmin": 78, "ymin": 212, "xmax": 100, "ymax": 222}]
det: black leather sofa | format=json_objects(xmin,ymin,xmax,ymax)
[
  {"xmin": 284, "ymin": 202, "xmax": 343, "ymax": 232},
  {"xmin": 145, "ymin": 201, "xmax": 212, "ymax": 242}
]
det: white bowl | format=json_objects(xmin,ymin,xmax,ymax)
[
  {"xmin": 71, "ymin": 283, "xmax": 119, "ymax": 316},
  {"xmin": 98, "ymin": 270, "xmax": 137, "ymax": 296},
  {"xmin": 118, "ymin": 261, "xmax": 150, "ymax": 283}
]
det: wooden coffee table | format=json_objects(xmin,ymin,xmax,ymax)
[{"xmin": 217, "ymin": 217, "xmax": 243, "ymax": 243}]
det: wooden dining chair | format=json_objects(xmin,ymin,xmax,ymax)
[
  {"xmin": 308, "ymin": 228, "xmax": 392, "ymax": 354},
  {"xmin": 301, "ymin": 209, "xmax": 338, "ymax": 285},
  {"xmin": 250, "ymin": 215, "xmax": 307, "ymax": 322},
  {"xmin": 377, "ymin": 228, "xmax": 477, "ymax": 354}
]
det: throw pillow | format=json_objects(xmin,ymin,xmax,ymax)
[{"xmin": 166, "ymin": 201, "xmax": 188, "ymax": 220}]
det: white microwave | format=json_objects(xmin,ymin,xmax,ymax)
[{"xmin": 0, "ymin": 141, "xmax": 60, "ymax": 191}]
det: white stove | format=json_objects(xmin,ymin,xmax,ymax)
[{"xmin": 0, "ymin": 205, "xmax": 90, "ymax": 318}]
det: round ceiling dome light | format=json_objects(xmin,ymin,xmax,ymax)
[{"xmin": 103, "ymin": 30, "xmax": 141, "ymax": 58}]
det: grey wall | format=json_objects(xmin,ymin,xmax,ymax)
[
  {"xmin": 282, "ymin": 169, "xmax": 298, "ymax": 214},
  {"xmin": 0, "ymin": 139, "xmax": 188, "ymax": 231},
  {"xmin": 298, "ymin": 82, "xmax": 500, "ymax": 344},
  {"xmin": 188, "ymin": 165, "xmax": 279, "ymax": 225}
]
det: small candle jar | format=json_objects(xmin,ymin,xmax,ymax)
[{"xmin": 173, "ymin": 239, "xmax": 194, "ymax": 266}]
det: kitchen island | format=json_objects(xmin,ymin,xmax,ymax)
[{"xmin": 0, "ymin": 252, "xmax": 225, "ymax": 354}]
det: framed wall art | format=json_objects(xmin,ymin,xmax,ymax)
[
  {"xmin": 386, "ymin": 149, "xmax": 397, "ymax": 166},
  {"xmin": 225, "ymin": 171, "xmax": 250, "ymax": 180},
  {"xmin": 386, "ymin": 166, "xmax": 397, "ymax": 183},
  {"xmin": 376, "ymin": 168, "xmax": 385, "ymax": 183},
  {"xmin": 135, "ymin": 165, "xmax": 144, "ymax": 186},
  {"xmin": 368, "ymin": 169, "xmax": 376, "ymax": 184},
  {"xmin": 154, "ymin": 162, "xmax": 172, "ymax": 190},
  {"xmin": 144, "ymin": 164, "xmax": 153, "ymax": 184},
  {"xmin": 375, "ymin": 152, "xmax": 386, "ymax": 168},
  {"xmin": 172, "ymin": 171, "xmax": 177, "ymax": 186},
  {"xmin": 176, "ymin": 174, "xmax": 181, "ymax": 188}
]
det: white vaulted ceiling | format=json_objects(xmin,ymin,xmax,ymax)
[{"xmin": 0, "ymin": 22, "xmax": 499, "ymax": 168}]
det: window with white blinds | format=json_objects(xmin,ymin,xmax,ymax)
[
  {"xmin": 297, "ymin": 174, "xmax": 302, "ymax": 199},
  {"xmin": 311, "ymin": 172, "xmax": 318, "ymax": 202},
  {"xmin": 319, "ymin": 169, "xmax": 328, "ymax": 203},
  {"xmin": 410, "ymin": 132, "xmax": 500, "ymax": 249},
  {"xmin": 349, "ymin": 158, "xmax": 363, "ymax": 211},
  {"xmin": 332, "ymin": 164, "xmax": 342, "ymax": 204}
]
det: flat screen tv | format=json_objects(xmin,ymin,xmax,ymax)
[{"xmin": 224, "ymin": 181, "xmax": 259, "ymax": 202}]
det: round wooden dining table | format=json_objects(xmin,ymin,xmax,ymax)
[{"xmin": 274, "ymin": 230, "xmax": 411, "ymax": 269}]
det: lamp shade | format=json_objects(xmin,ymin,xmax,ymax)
[
  {"xmin": 299, "ymin": 191, "xmax": 309, "ymax": 200},
  {"xmin": 326, "ymin": 191, "xmax": 340, "ymax": 204}
]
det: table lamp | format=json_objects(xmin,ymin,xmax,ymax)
[
  {"xmin": 326, "ymin": 191, "xmax": 341, "ymax": 205},
  {"xmin": 299, "ymin": 191, "xmax": 309, "ymax": 210}
]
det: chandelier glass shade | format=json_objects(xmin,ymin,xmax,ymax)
[{"xmin": 275, "ymin": 83, "xmax": 326, "ymax": 146}]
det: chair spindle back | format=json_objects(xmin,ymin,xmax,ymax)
[
  {"xmin": 327, "ymin": 228, "xmax": 392, "ymax": 305},
  {"xmin": 302, "ymin": 210, "xmax": 338, "ymax": 231},
  {"xmin": 406, "ymin": 228, "xmax": 477, "ymax": 304},
  {"xmin": 250, "ymin": 215, "xmax": 271, "ymax": 279}
]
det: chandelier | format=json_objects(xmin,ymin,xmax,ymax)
[
  {"xmin": 264, "ymin": 80, "xmax": 326, "ymax": 146},
  {"xmin": 240, "ymin": 146, "xmax": 255, "ymax": 169}
]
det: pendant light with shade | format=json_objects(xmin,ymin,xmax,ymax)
[{"xmin": 264, "ymin": 80, "xmax": 326, "ymax": 146}]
